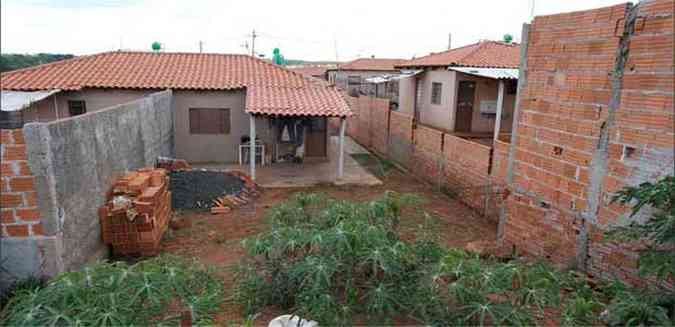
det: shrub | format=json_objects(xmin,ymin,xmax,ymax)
[
  {"xmin": 233, "ymin": 192, "xmax": 571, "ymax": 325},
  {"xmin": 1, "ymin": 255, "xmax": 224, "ymax": 325}
]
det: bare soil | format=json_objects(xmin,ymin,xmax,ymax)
[{"xmin": 160, "ymin": 169, "xmax": 498, "ymax": 325}]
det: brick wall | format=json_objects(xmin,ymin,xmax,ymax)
[
  {"xmin": 1, "ymin": 129, "xmax": 44, "ymax": 238},
  {"xmin": 388, "ymin": 111, "xmax": 414, "ymax": 167},
  {"xmin": 502, "ymin": 0, "xmax": 674, "ymax": 286},
  {"xmin": 345, "ymin": 97, "xmax": 501, "ymax": 219},
  {"xmin": 413, "ymin": 125, "xmax": 444, "ymax": 183}
]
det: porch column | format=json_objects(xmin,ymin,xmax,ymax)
[
  {"xmin": 493, "ymin": 80, "xmax": 505, "ymax": 144},
  {"xmin": 338, "ymin": 117, "xmax": 347, "ymax": 179},
  {"xmin": 249, "ymin": 114, "xmax": 256, "ymax": 180}
]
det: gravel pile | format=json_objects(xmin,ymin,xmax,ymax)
[{"xmin": 169, "ymin": 170, "xmax": 245, "ymax": 210}]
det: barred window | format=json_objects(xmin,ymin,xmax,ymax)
[{"xmin": 431, "ymin": 82, "xmax": 442, "ymax": 105}]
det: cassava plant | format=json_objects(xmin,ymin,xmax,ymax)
[
  {"xmin": 0, "ymin": 255, "xmax": 224, "ymax": 325},
  {"xmin": 233, "ymin": 192, "xmax": 577, "ymax": 325}
]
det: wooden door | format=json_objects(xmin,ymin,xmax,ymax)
[
  {"xmin": 454, "ymin": 81, "xmax": 476, "ymax": 132},
  {"xmin": 305, "ymin": 118, "xmax": 327, "ymax": 158}
]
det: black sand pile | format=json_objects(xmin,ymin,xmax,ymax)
[{"xmin": 169, "ymin": 170, "xmax": 245, "ymax": 210}]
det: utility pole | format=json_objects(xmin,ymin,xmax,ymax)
[
  {"xmin": 447, "ymin": 33, "xmax": 452, "ymax": 50},
  {"xmin": 250, "ymin": 29, "xmax": 257, "ymax": 56},
  {"xmin": 199, "ymin": 40, "xmax": 203, "ymax": 53}
]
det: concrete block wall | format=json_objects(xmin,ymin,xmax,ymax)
[
  {"xmin": 501, "ymin": 0, "xmax": 674, "ymax": 286},
  {"xmin": 0, "ymin": 90, "xmax": 174, "ymax": 289}
]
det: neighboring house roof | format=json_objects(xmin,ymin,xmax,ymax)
[
  {"xmin": 0, "ymin": 51, "xmax": 351, "ymax": 117},
  {"xmin": 397, "ymin": 41, "xmax": 520, "ymax": 69},
  {"xmin": 333, "ymin": 58, "xmax": 406, "ymax": 71},
  {"xmin": 289, "ymin": 66, "xmax": 331, "ymax": 78}
]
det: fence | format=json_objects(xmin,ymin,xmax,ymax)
[{"xmin": 343, "ymin": 94, "xmax": 506, "ymax": 221}]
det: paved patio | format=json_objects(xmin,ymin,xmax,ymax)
[{"xmin": 192, "ymin": 136, "xmax": 382, "ymax": 188}]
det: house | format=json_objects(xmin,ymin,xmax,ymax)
[
  {"xmin": 396, "ymin": 41, "xmax": 520, "ymax": 142},
  {"xmin": 0, "ymin": 51, "xmax": 352, "ymax": 179},
  {"xmin": 327, "ymin": 57, "xmax": 405, "ymax": 98},
  {"xmin": 288, "ymin": 65, "xmax": 333, "ymax": 81}
]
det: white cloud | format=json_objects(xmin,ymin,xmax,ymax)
[{"xmin": 1, "ymin": 0, "xmax": 626, "ymax": 61}]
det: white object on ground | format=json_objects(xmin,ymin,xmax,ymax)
[{"xmin": 268, "ymin": 315, "xmax": 318, "ymax": 327}]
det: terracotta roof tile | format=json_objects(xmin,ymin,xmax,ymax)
[
  {"xmin": 0, "ymin": 51, "xmax": 351, "ymax": 117},
  {"xmin": 246, "ymin": 85, "xmax": 352, "ymax": 117},
  {"xmin": 334, "ymin": 58, "xmax": 406, "ymax": 71},
  {"xmin": 289, "ymin": 65, "xmax": 332, "ymax": 78},
  {"xmin": 397, "ymin": 41, "xmax": 520, "ymax": 69}
]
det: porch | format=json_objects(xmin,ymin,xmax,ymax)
[{"xmin": 194, "ymin": 136, "xmax": 382, "ymax": 188}]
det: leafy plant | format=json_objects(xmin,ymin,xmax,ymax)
[
  {"xmin": 1, "ymin": 255, "xmax": 224, "ymax": 325},
  {"xmin": 605, "ymin": 289, "xmax": 672, "ymax": 326},
  {"xmin": 233, "ymin": 192, "xmax": 579, "ymax": 325},
  {"xmin": 607, "ymin": 175, "xmax": 675, "ymax": 278}
]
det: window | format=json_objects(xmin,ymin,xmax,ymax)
[
  {"xmin": 347, "ymin": 75, "xmax": 361, "ymax": 86},
  {"xmin": 431, "ymin": 82, "xmax": 442, "ymax": 105},
  {"xmin": 189, "ymin": 108, "xmax": 230, "ymax": 134},
  {"xmin": 68, "ymin": 100, "xmax": 87, "ymax": 116}
]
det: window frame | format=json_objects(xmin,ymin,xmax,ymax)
[
  {"xmin": 431, "ymin": 82, "xmax": 443, "ymax": 105},
  {"xmin": 68, "ymin": 100, "xmax": 87, "ymax": 116},
  {"xmin": 188, "ymin": 108, "xmax": 231, "ymax": 135}
]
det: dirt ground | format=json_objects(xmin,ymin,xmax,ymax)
[{"xmin": 160, "ymin": 168, "xmax": 498, "ymax": 325}]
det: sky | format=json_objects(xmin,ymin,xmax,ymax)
[{"xmin": 1, "ymin": 0, "xmax": 626, "ymax": 62}]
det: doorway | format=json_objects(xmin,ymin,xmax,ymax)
[
  {"xmin": 304, "ymin": 117, "xmax": 327, "ymax": 159},
  {"xmin": 454, "ymin": 81, "xmax": 476, "ymax": 132}
]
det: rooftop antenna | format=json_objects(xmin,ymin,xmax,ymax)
[
  {"xmin": 333, "ymin": 35, "xmax": 339, "ymax": 62},
  {"xmin": 199, "ymin": 40, "xmax": 203, "ymax": 53},
  {"xmin": 529, "ymin": 0, "xmax": 536, "ymax": 21},
  {"xmin": 448, "ymin": 33, "xmax": 452, "ymax": 50}
]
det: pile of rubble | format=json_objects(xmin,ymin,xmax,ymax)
[
  {"xmin": 169, "ymin": 169, "xmax": 260, "ymax": 214},
  {"xmin": 99, "ymin": 168, "xmax": 172, "ymax": 256},
  {"xmin": 209, "ymin": 170, "xmax": 260, "ymax": 214}
]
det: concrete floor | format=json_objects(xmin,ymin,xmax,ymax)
[{"xmin": 192, "ymin": 136, "xmax": 382, "ymax": 188}]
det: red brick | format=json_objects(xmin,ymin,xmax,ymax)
[
  {"xmin": 5, "ymin": 224, "xmax": 29, "ymax": 237},
  {"xmin": 24, "ymin": 192, "xmax": 38, "ymax": 207},
  {"xmin": 16, "ymin": 208, "xmax": 40, "ymax": 221},
  {"xmin": 1, "ymin": 193, "xmax": 23, "ymax": 207},
  {"xmin": 15, "ymin": 162, "xmax": 33, "ymax": 176},
  {"xmin": 11, "ymin": 130, "xmax": 25, "ymax": 144},
  {"xmin": 31, "ymin": 223, "xmax": 44, "ymax": 236},
  {"xmin": 2, "ymin": 145, "xmax": 27, "ymax": 161},
  {"xmin": 1, "ymin": 162, "xmax": 14, "ymax": 177},
  {"xmin": 8, "ymin": 177, "xmax": 35, "ymax": 192},
  {"xmin": 0, "ymin": 130, "xmax": 13, "ymax": 145},
  {"xmin": 1, "ymin": 209, "xmax": 15, "ymax": 224}
]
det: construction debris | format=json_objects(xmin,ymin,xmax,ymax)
[
  {"xmin": 168, "ymin": 169, "xmax": 260, "ymax": 214},
  {"xmin": 100, "ymin": 168, "xmax": 172, "ymax": 256},
  {"xmin": 156, "ymin": 156, "xmax": 191, "ymax": 172}
]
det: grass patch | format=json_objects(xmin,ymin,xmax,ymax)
[
  {"xmin": 1, "ymin": 255, "xmax": 224, "ymax": 325},
  {"xmin": 350, "ymin": 153, "xmax": 396, "ymax": 178}
]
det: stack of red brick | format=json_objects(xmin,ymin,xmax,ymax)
[{"xmin": 99, "ymin": 168, "xmax": 172, "ymax": 256}]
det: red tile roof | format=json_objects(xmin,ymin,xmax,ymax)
[
  {"xmin": 246, "ymin": 85, "xmax": 351, "ymax": 117},
  {"xmin": 397, "ymin": 41, "xmax": 520, "ymax": 69},
  {"xmin": 334, "ymin": 58, "xmax": 406, "ymax": 71},
  {"xmin": 289, "ymin": 65, "xmax": 332, "ymax": 78},
  {"xmin": 0, "ymin": 51, "xmax": 351, "ymax": 117}
]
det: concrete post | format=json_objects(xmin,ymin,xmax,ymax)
[
  {"xmin": 338, "ymin": 117, "xmax": 346, "ymax": 179},
  {"xmin": 497, "ymin": 23, "xmax": 530, "ymax": 243},
  {"xmin": 249, "ymin": 114, "xmax": 256, "ymax": 180},
  {"xmin": 493, "ymin": 80, "xmax": 505, "ymax": 144}
]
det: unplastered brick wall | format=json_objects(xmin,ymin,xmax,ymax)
[
  {"xmin": 501, "ymin": 0, "xmax": 674, "ymax": 286},
  {"xmin": 1, "ymin": 129, "xmax": 44, "ymax": 238},
  {"xmin": 344, "ymin": 96, "xmax": 503, "ymax": 220}
]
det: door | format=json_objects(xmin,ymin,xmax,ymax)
[
  {"xmin": 455, "ymin": 81, "xmax": 476, "ymax": 133},
  {"xmin": 305, "ymin": 118, "xmax": 327, "ymax": 158}
]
